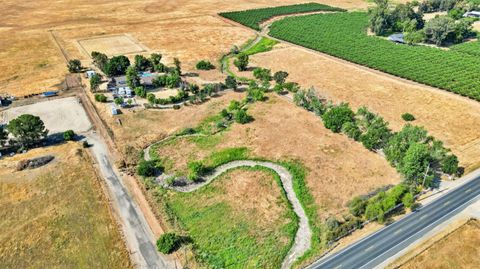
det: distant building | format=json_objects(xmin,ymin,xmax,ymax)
[
  {"xmin": 463, "ymin": 11, "xmax": 480, "ymax": 18},
  {"xmin": 388, "ymin": 33, "xmax": 405, "ymax": 44},
  {"xmin": 117, "ymin": 86, "xmax": 132, "ymax": 98},
  {"xmin": 85, "ymin": 70, "xmax": 96, "ymax": 79}
]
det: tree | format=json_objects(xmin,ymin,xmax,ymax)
[
  {"xmin": 225, "ymin": 76, "xmax": 237, "ymax": 90},
  {"xmin": 134, "ymin": 86, "xmax": 147, "ymax": 98},
  {"xmin": 273, "ymin": 71, "xmax": 289, "ymax": 85},
  {"xmin": 89, "ymin": 73, "xmax": 102, "ymax": 92},
  {"xmin": 399, "ymin": 143, "xmax": 431, "ymax": 185},
  {"xmin": 342, "ymin": 121, "xmax": 362, "ymax": 141},
  {"xmin": 402, "ymin": 192, "xmax": 414, "ymax": 208},
  {"xmin": 95, "ymin": 93, "xmax": 107, "ymax": 103},
  {"xmin": 187, "ymin": 161, "xmax": 205, "ymax": 181},
  {"xmin": 156, "ymin": 233, "xmax": 181, "ymax": 254},
  {"xmin": 401, "ymin": 113, "xmax": 415, "ymax": 121},
  {"xmin": 63, "ymin": 130, "xmax": 75, "ymax": 141},
  {"xmin": 369, "ymin": 0, "xmax": 393, "ymax": 36},
  {"xmin": 91, "ymin": 51, "xmax": 108, "ymax": 71},
  {"xmin": 441, "ymin": 154, "xmax": 459, "ymax": 175},
  {"xmin": 424, "ymin": 15, "xmax": 456, "ymax": 46},
  {"xmin": 384, "ymin": 124, "xmax": 428, "ymax": 166},
  {"xmin": 104, "ymin": 55, "xmax": 130, "ymax": 77},
  {"xmin": 322, "ymin": 103, "xmax": 355, "ymax": 133},
  {"xmin": 7, "ymin": 114, "xmax": 48, "ymax": 149},
  {"xmin": 126, "ymin": 66, "xmax": 141, "ymax": 89},
  {"xmin": 234, "ymin": 54, "xmax": 249, "ymax": 71},
  {"xmin": 234, "ymin": 109, "xmax": 252, "ymax": 124},
  {"xmin": 196, "ymin": 60, "xmax": 215, "ymax": 70},
  {"xmin": 137, "ymin": 160, "xmax": 156, "ymax": 177},
  {"xmin": 114, "ymin": 97, "xmax": 124, "ymax": 106},
  {"xmin": 253, "ymin": 67, "xmax": 272, "ymax": 82},
  {"xmin": 67, "ymin": 59, "xmax": 82, "ymax": 73},
  {"xmin": 150, "ymin": 53, "xmax": 162, "ymax": 66},
  {"xmin": 404, "ymin": 30, "xmax": 426, "ymax": 45},
  {"xmin": 134, "ymin": 55, "xmax": 152, "ymax": 71},
  {"xmin": 147, "ymin": 93, "xmax": 156, "ymax": 104},
  {"xmin": 173, "ymin": 57, "xmax": 182, "ymax": 75},
  {"xmin": 228, "ymin": 100, "xmax": 241, "ymax": 111},
  {"xmin": 348, "ymin": 196, "xmax": 368, "ymax": 217},
  {"xmin": 359, "ymin": 117, "xmax": 391, "ymax": 150},
  {"xmin": 247, "ymin": 88, "xmax": 265, "ymax": 102}
]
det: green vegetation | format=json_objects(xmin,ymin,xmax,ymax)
[
  {"xmin": 402, "ymin": 113, "xmax": 416, "ymax": 121},
  {"xmin": 219, "ymin": 2, "xmax": 346, "ymax": 30},
  {"xmin": 156, "ymin": 233, "xmax": 182, "ymax": 254},
  {"xmin": 196, "ymin": 60, "xmax": 215, "ymax": 70},
  {"xmin": 233, "ymin": 54, "xmax": 249, "ymax": 71},
  {"xmin": 269, "ymin": 12, "xmax": 480, "ymax": 101},
  {"xmin": 451, "ymin": 41, "xmax": 480, "ymax": 57},
  {"xmin": 94, "ymin": 93, "xmax": 107, "ymax": 103},
  {"xmin": 7, "ymin": 114, "xmax": 48, "ymax": 149},
  {"xmin": 63, "ymin": 130, "xmax": 75, "ymax": 141},
  {"xmin": 242, "ymin": 37, "xmax": 279, "ymax": 55},
  {"xmin": 137, "ymin": 160, "xmax": 157, "ymax": 177},
  {"xmin": 67, "ymin": 59, "xmax": 82, "ymax": 73},
  {"xmin": 89, "ymin": 73, "xmax": 102, "ymax": 92}
]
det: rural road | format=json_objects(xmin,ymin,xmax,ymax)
[
  {"xmin": 307, "ymin": 173, "xmax": 480, "ymax": 269},
  {"xmin": 86, "ymin": 133, "xmax": 173, "ymax": 269},
  {"xmin": 145, "ymin": 140, "xmax": 311, "ymax": 269}
]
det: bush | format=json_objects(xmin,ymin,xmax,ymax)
[
  {"xmin": 234, "ymin": 109, "xmax": 253, "ymax": 124},
  {"xmin": 322, "ymin": 103, "xmax": 354, "ymax": 133},
  {"xmin": 94, "ymin": 94, "xmax": 107, "ymax": 103},
  {"xmin": 137, "ymin": 160, "xmax": 156, "ymax": 177},
  {"xmin": 402, "ymin": 192, "xmax": 414, "ymax": 208},
  {"xmin": 441, "ymin": 154, "xmax": 459, "ymax": 175},
  {"xmin": 156, "ymin": 233, "xmax": 181, "ymax": 254},
  {"xmin": 342, "ymin": 122, "xmax": 361, "ymax": 141},
  {"xmin": 225, "ymin": 76, "xmax": 237, "ymax": 90},
  {"xmin": 234, "ymin": 54, "xmax": 249, "ymax": 71},
  {"xmin": 63, "ymin": 130, "xmax": 75, "ymax": 141},
  {"xmin": 82, "ymin": 140, "xmax": 89, "ymax": 148},
  {"xmin": 134, "ymin": 86, "xmax": 147, "ymax": 98},
  {"xmin": 401, "ymin": 113, "xmax": 415, "ymax": 121},
  {"xmin": 187, "ymin": 161, "xmax": 206, "ymax": 181},
  {"xmin": 67, "ymin": 59, "xmax": 82, "ymax": 73},
  {"xmin": 348, "ymin": 196, "xmax": 367, "ymax": 217},
  {"xmin": 196, "ymin": 60, "xmax": 215, "ymax": 70}
]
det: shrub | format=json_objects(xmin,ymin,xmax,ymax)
[
  {"xmin": 196, "ymin": 60, "xmax": 215, "ymax": 70},
  {"xmin": 67, "ymin": 59, "xmax": 82, "ymax": 73},
  {"xmin": 348, "ymin": 196, "xmax": 367, "ymax": 217},
  {"xmin": 401, "ymin": 113, "xmax": 415, "ymax": 121},
  {"xmin": 234, "ymin": 109, "xmax": 252, "ymax": 124},
  {"xmin": 234, "ymin": 54, "xmax": 249, "ymax": 71},
  {"xmin": 225, "ymin": 76, "xmax": 237, "ymax": 90},
  {"xmin": 273, "ymin": 71, "xmax": 289, "ymax": 85},
  {"xmin": 94, "ymin": 93, "xmax": 107, "ymax": 103},
  {"xmin": 402, "ymin": 192, "xmax": 414, "ymax": 208},
  {"xmin": 341, "ymin": 122, "xmax": 361, "ymax": 141},
  {"xmin": 441, "ymin": 154, "xmax": 459, "ymax": 175},
  {"xmin": 114, "ymin": 97, "xmax": 124, "ymax": 106},
  {"xmin": 156, "ymin": 233, "xmax": 181, "ymax": 254},
  {"xmin": 63, "ymin": 130, "xmax": 75, "ymax": 141},
  {"xmin": 187, "ymin": 161, "xmax": 206, "ymax": 181},
  {"xmin": 322, "ymin": 103, "xmax": 354, "ymax": 133},
  {"xmin": 137, "ymin": 160, "xmax": 156, "ymax": 177},
  {"xmin": 134, "ymin": 86, "xmax": 147, "ymax": 98},
  {"xmin": 252, "ymin": 67, "xmax": 272, "ymax": 82}
]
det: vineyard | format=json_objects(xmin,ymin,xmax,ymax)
[
  {"xmin": 269, "ymin": 12, "xmax": 480, "ymax": 101},
  {"xmin": 451, "ymin": 41, "xmax": 480, "ymax": 57},
  {"xmin": 219, "ymin": 2, "xmax": 345, "ymax": 31}
]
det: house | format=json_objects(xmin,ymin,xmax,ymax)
[
  {"xmin": 116, "ymin": 86, "xmax": 132, "ymax": 98},
  {"xmin": 463, "ymin": 11, "xmax": 480, "ymax": 18},
  {"xmin": 85, "ymin": 70, "xmax": 96, "ymax": 79},
  {"xmin": 107, "ymin": 78, "xmax": 117, "ymax": 91},
  {"xmin": 388, "ymin": 33, "xmax": 405, "ymax": 44}
]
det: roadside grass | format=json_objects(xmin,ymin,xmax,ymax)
[
  {"xmin": 0, "ymin": 144, "xmax": 131, "ymax": 269},
  {"xmin": 164, "ymin": 166, "xmax": 298, "ymax": 268},
  {"xmin": 243, "ymin": 37, "xmax": 279, "ymax": 56}
]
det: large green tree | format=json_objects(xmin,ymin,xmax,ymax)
[
  {"xmin": 399, "ymin": 143, "xmax": 431, "ymax": 185},
  {"xmin": 384, "ymin": 124, "xmax": 428, "ymax": 166},
  {"xmin": 126, "ymin": 66, "xmax": 141, "ymax": 89},
  {"xmin": 67, "ymin": 59, "xmax": 82, "ymax": 73},
  {"xmin": 104, "ymin": 55, "xmax": 130, "ymax": 77},
  {"xmin": 134, "ymin": 55, "xmax": 152, "ymax": 71},
  {"xmin": 322, "ymin": 103, "xmax": 354, "ymax": 133},
  {"xmin": 7, "ymin": 114, "xmax": 48, "ymax": 149},
  {"xmin": 234, "ymin": 54, "xmax": 249, "ymax": 71}
]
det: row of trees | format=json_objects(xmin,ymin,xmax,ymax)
[{"xmin": 293, "ymin": 89, "xmax": 459, "ymax": 188}]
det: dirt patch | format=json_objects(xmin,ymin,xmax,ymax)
[
  {"xmin": 2, "ymin": 97, "xmax": 92, "ymax": 134},
  {"xmin": 250, "ymin": 46, "xmax": 480, "ymax": 172},
  {"xmin": 400, "ymin": 219, "xmax": 480, "ymax": 269},
  {"xmin": 78, "ymin": 34, "xmax": 147, "ymax": 57}
]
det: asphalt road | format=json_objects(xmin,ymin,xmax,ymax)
[{"xmin": 308, "ymin": 175, "xmax": 480, "ymax": 269}]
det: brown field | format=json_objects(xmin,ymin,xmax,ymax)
[
  {"xmin": 249, "ymin": 46, "xmax": 480, "ymax": 172},
  {"xmin": 0, "ymin": 143, "xmax": 131, "ymax": 268},
  {"xmin": 154, "ymin": 94, "xmax": 400, "ymax": 219},
  {"xmin": 400, "ymin": 220, "xmax": 480, "ymax": 269},
  {"xmin": 0, "ymin": 0, "xmax": 370, "ymax": 97},
  {"xmin": 78, "ymin": 34, "xmax": 147, "ymax": 57}
]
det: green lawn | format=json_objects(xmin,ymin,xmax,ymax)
[{"xmin": 269, "ymin": 12, "xmax": 480, "ymax": 101}]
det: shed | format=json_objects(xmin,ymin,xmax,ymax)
[
  {"xmin": 86, "ymin": 70, "xmax": 96, "ymax": 79},
  {"xmin": 388, "ymin": 33, "xmax": 405, "ymax": 44}
]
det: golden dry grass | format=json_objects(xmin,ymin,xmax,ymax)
[
  {"xmin": 0, "ymin": 0, "xmax": 369, "ymax": 97},
  {"xmin": 400, "ymin": 220, "xmax": 480, "ymax": 269},
  {"xmin": 0, "ymin": 143, "xmax": 132, "ymax": 269},
  {"xmin": 78, "ymin": 34, "xmax": 146, "ymax": 57},
  {"xmin": 250, "ymin": 46, "xmax": 480, "ymax": 172}
]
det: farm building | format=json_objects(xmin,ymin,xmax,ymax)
[
  {"xmin": 85, "ymin": 70, "xmax": 96, "ymax": 79},
  {"xmin": 464, "ymin": 11, "xmax": 480, "ymax": 18},
  {"xmin": 388, "ymin": 33, "xmax": 405, "ymax": 44},
  {"xmin": 117, "ymin": 87, "xmax": 132, "ymax": 98}
]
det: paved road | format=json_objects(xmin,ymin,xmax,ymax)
[
  {"xmin": 307, "ymin": 175, "xmax": 480, "ymax": 269},
  {"xmin": 87, "ymin": 133, "xmax": 173, "ymax": 269}
]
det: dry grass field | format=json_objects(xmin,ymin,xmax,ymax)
[
  {"xmin": 78, "ymin": 34, "xmax": 147, "ymax": 57},
  {"xmin": 400, "ymin": 220, "xmax": 480, "ymax": 269},
  {"xmin": 0, "ymin": 0, "xmax": 370, "ymax": 97},
  {"xmin": 250, "ymin": 46, "xmax": 480, "ymax": 172},
  {"xmin": 0, "ymin": 143, "xmax": 131, "ymax": 269},
  {"xmin": 153, "ymin": 94, "xmax": 399, "ymax": 219}
]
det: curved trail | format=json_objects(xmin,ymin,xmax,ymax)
[{"xmin": 144, "ymin": 138, "xmax": 311, "ymax": 269}]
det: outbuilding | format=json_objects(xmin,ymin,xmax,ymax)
[
  {"xmin": 42, "ymin": 91, "xmax": 58, "ymax": 98},
  {"xmin": 85, "ymin": 70, "xmax": 96, "ymax": 79},
  {"xmin": 111, "ymin": 104, "xmax": 119, "ymax": 115}
]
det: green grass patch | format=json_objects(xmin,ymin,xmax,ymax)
[
  {"xmin": 203, "ymin": 147, "xmax": 250, "ymax": 168},
  {"xmin": 165, "ymin": 166, "xmax": 297, "ymax": 268},
  {"xmin": 269, "ymin": 12, "xmax": 480, "ymax": 101},
  {"xmin": 243, "ymin": 37, "xmax": 279, "ymax": 55},
  {"xmin": 219, "ymin": 2, "xmax": 346, "ymax": 30}
]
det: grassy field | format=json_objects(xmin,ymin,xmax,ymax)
[
  {"xmin": 0, "ymin": 143, "xmax": 132, "ymax": 269},
  {"xmin": 400, "ymin": 219, "xmax": 480, "ymax": 269},
  {"xmin": 269, "ymin": 12, "xmax": 480, "ymax": 101},
  {"xmin": 164, "ymin": 166, "xmax": 297, "ymax": 268}
]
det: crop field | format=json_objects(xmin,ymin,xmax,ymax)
[
  {"xmin": 78, "ymin": 34, "xmax": 147, "ymax": 57},
  {"xmin": 0, "ymin": 143, "xmax": 131, "ymax": 268},
  {"xmin": 164, "ymin": 167, "xmax": 296, "ymax": 268},
  {"xmin": 268, "ymin": 12, "xmax": 480, "ymax": 101},
  {"xmin": 219, "ymin": 3, "xmax": 345, "ymax": 30},
  {"xmin": 451, "ymin": 40, "xmax": 480, "ymax": 57},
  {"xmin": 400, "ymin": 220, "xmax": 480, "ymax": 269}
]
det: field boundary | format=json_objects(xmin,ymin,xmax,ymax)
[{"xmin": 76, "ymin": 33, "xmax": 150, "ymax": 58}]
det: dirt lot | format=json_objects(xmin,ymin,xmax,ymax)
[
  {"xmin": 78, "ymin": 34, "xmax": 147, "ymax": 57},
  {"xmin": 0, "ymin": 143, "xmax": 132, "ymax": 268},
  {"xmin": 250, "ymin": 46, "xmax": 480, "ymax": 172},
  {"xmin": 400, "ymin": 219, "xmax": 480, "ymax": 269},
  {"xmin": 0, "ymin": 0, "xmax": 371, "ymax": 97},
  {"xmin": 2, "ymin": 97, "xmax": 92, "ymax": 134},
  {"xmin": 154, "ymin": 94, "xmax": 400, "ymax": 219}
]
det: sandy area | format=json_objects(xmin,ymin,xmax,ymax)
[
  {"xmin": 0, "ymin": 0, "xmax": 370, "ymax": 97},
  {"xmin": 2, "ymin": 97, "xmax": 92, "ymax": 134},
  {"xmin": 250, "ymin": 46, "xmax": 480, "ymax": 172}
]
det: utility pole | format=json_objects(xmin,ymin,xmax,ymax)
[{"xmin": 422, "ymin": 163, "xmax": 430, "ymax": 188}]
